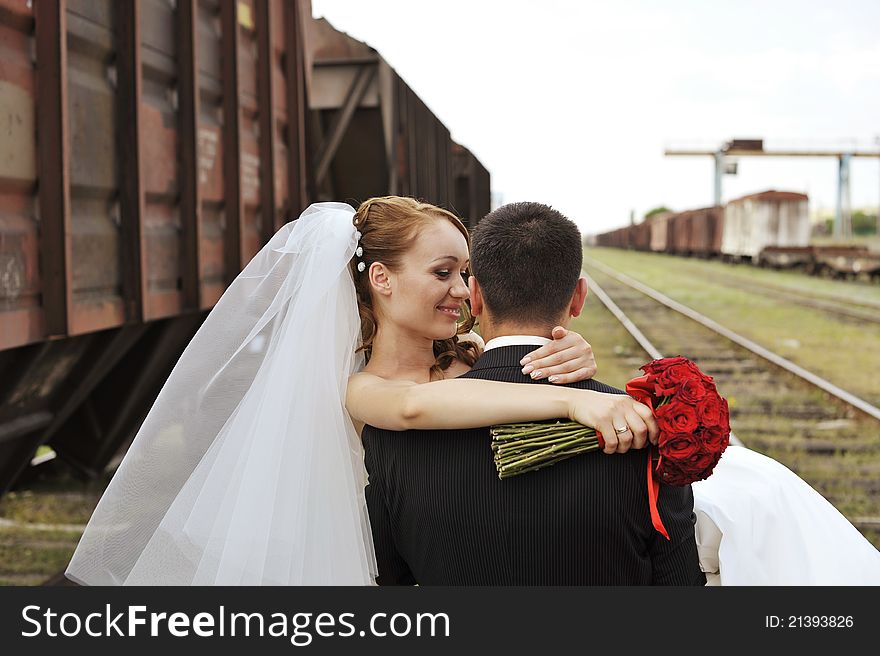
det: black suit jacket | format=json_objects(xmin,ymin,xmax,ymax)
[{"xmin": 362, "ymin": 344, "xmax": 706, "ymax": 586}]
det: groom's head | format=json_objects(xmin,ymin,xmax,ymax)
[{"xmin": 469, "ymin": 202, "xmax": 587, "ymax": 339}]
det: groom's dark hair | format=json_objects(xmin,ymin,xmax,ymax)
[{"xmin": 470, "ymin": 202, "xmax": 582, "ymax": 324}]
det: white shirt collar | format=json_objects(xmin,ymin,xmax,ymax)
[{"xmin": 482, "ymin": 335, "xmax": 551, "ymax": 351}]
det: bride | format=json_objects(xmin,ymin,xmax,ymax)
[{"xmin": 65, "ymin": 197, "xmax": 657, "ymax": 586}]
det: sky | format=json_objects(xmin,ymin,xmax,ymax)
[{"xmin": 309, "ymin": 0, "xmax": 880, "ymax": 235}]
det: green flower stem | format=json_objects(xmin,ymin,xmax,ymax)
[
  {"xmin": 494, "ymin": 439, "xmax": 596, "ymax": 464},
  {"xmin": 492, "ymin": 429, "xmax": 594, "ymax": 453},
  {"xmin": 497, "ymin": 444, "xmax": 602, "ymax": 478},
  {"xmin": 497, "ymin": 440, "xmax": 600, "ymax": 467},
  {"xmin": 497, "ymin": 438, "xmax": 600, "ymax": 471}
]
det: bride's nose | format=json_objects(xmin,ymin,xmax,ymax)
[{"xmin": 451, "ymin": 277, "xmax": 470, "ymax": 299}]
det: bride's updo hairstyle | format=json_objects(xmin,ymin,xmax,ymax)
[{"xmin": 350, "ymin": 196, "xmax": 478, "ymax": 376}]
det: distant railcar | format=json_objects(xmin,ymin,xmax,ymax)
[
  {"xmin": 687, "ymin": 206, "xmax": 724, "ymax": 256},
  {"xmin": 668, "ymin": 211, "xmax": 691, "ymax": 254},
  {"xmin": 592, "ymin": 189, "xmax": 878, "ymax": 282},
  {"xmin": 721, "ymin": 191, "xmax": 810, "ymax": 261},
  {"xmin": 630, "ymin": 219, "xmax": 651, "ymax": 251},
  {"xmin": 648, "ymin": 212, "xmax": 673, "ymax": 252}
]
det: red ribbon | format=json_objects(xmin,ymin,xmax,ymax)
[{"xmin": 647, "ymin": 448, "xmax": 670, "ymax": 540}]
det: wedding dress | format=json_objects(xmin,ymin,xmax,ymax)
[{"xmin": 692, "ymin": 445, "xmax": 880, "ymax": 585}]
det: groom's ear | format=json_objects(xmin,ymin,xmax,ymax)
[
  {"xmin": 568, "ymin": 277, "xmax": 588, "ymax": 318},
  {"xmin": 468, "ymin": 276, "xmax": 484, "ymax": 316}
]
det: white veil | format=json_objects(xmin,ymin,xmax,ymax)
[{"xmin": 65, "ymin": 203, "xmax": 377, "ymax": 585}]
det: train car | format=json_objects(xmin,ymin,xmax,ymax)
[
  {"xmin": 452, "ymin": 144, "xmax": 491, "ymax": 229},
  {"xmin": 808, "ymin": 245, "xmax": 880, "ymax": 279},
  {"xmin": 721, "ymin": 190, "xmax": 809, "ymax": 261},
  {"xmin": 596, "ymin": 226, "xmax": 630, "ymax": 249},
  {"xmin": 0, "ymin": 1, "xmax": 490, "ymax": 496},
  {"xmin": 686, "ymin": 206, "xmax": 724, "ymax": 256},
  {"xmin": 649, "ymin": 212, "xmax": 673, "ymax": 252},
  {"xmin": 308, "ymin": 16, "xmax": 492, "ymax": 222},
  {"xmin": 630, "ymin": 219, "xmax": 652, "ymax": 251},
  {"xmin": 668, "ymin": 211, "xmax": 691, "ymax": 254}
]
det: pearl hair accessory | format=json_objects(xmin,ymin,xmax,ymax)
[{"xmin": 354, "ymin": 229, "xmax": 365, "ymax": 272}]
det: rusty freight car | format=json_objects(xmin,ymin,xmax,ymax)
[{"xmin": 0, "ymin": 0, "xmax": 490, "ymax": 496}]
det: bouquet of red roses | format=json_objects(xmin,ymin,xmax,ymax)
[
  {"xmin": 491, "ymin": 356, "xmax": 730, "ymax": 481},
  {"xmin": 490, "ymin": 356, "xmax": 731, "ymax": 537},
  {"xmin": 626, "ymin": 356, "xmax": 730, "ymax": 485}
]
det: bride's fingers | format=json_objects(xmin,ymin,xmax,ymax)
[
  {"xmin": 625, "ymin": 411, "xmax": 649, "ymax": 449},
  {"xmin": 597, "ymin": 421, "xmax": 619, "ymax": 455},
  {"xmin": 524, "ymin": 349, "xmax": 592, "ymax": 380},
  {"xmin": 611, "ymin": 417, "xmax": 634, "ymax": 453},
  {"xmin": 521, "ymin": 329, "xmax": 593, "ymax": 365},
  {"xmin": 545, "ymin": 367, "xmax": 593, "ymax": 385},
  {"xmin": 633, "ymin": 403, "xmax": 660, "ymax": 445}
]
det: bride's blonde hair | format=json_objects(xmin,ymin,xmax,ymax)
[{"xmin": 349, "ymin": 196, "xmax": 478, "ymax": 376}]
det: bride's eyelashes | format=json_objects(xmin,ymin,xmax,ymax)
[{"xmin": 434, "ymin": 269, "xmax": 468, "ymax": 279}]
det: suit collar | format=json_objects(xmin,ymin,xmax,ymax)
[{"xmin": 469, "ymin": 344, "xmax": 539, "ymax": 372}]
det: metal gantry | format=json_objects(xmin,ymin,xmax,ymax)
[{"xmin": 665, "ymin": 139, "xmax": 880, "ymax": 239}]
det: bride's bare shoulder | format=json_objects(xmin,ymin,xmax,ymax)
[{"xmin": 347, "ymin": 370, "xmax": 388, "ymax": 394}]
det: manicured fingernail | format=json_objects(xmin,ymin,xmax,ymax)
[
  {"xmin": 530, "ymin": 370, "xmax": 542, "ymax": 379},
  {"xmin": 521, "ymin": 364, "xmax": 534, "ymax": 375},
  {"xmin": 548, "ymin": 375, "xmax": 559, "ymax": 383},
  {"xmin": 520, "ymin": 356, "xmax": 532, "ymax": 365}
]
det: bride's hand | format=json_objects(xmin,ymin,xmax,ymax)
[
  {"xmin": 567, "ymin": 390, "xmax": 659, "ymax": 454},
  {"xmin": 520, "ymin": 326, "xmax": 597, "ymax": 384}
]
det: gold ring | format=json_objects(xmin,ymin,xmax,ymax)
[{"xmin": 614, "ymin": 425, "xmax": 629, "ymax": 434}]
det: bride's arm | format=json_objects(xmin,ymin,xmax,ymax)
[{"xmin": 346, "ymin": 373, "xmax": 657, "ymax": 453}]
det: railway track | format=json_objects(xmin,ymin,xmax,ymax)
[{"xmin": 583, "ymin": 257, "xmax": 880, "ymax": 545}]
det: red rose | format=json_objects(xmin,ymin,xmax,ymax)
[
  {"xmin": 697, "ymin": 396, "xmax": 723, "ymax": 428},
  {"xmin": 655, "ymin": 401, "xmax": 699, "ymax": 434},
  {"xmin": 641, "ymin": 356, "xmax": 689, "ymax": 375},
  {"xmin": 698, "ymin": 425, "xmax": 725, "ymax": 453},
  {"xmin": 658, "ymin": 462, "xmax": 697, "ymax": 486},
  {"xmin": 659, "ymin": 432, "xmax": 702, "ymax": 460},
  {"xmin": 677, "ymin": 378, "xmax": 708, "ymax": 404},
  {"xmin": 662, "ymin": 458, "xmax": 718, "ymax": 485},
  {"xmin": 625, "ymin": 374, "xmax": 657, "ymax": 409},
  {"xmin": 682, "ymin": 447, "xmax": 718, "ymax": 474}
]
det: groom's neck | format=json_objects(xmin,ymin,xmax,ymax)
[{"xmin": 479, "ymin": 320, "xmax": 563, "ymax": 343}]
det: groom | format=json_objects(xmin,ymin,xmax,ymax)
[{"xmin": 362, "ymin": 202, "xmax": 705, "ymax": 585}]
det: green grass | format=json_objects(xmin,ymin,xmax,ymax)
[
  {"xmin": 0, "ymin": 474, "xmax": 108, "ymax": 586},
  {"xmin": 0, "ymin": 525, "xmax": 82, "ymax": 586}
]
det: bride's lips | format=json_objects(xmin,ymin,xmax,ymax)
[{"xmin": 436, "ymin": 304, "xmax": 461, "ymax": 319}]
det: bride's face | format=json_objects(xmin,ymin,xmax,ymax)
[{"xmin": 384, "ymin": 219, "xmax": 470, "ymax": 340}]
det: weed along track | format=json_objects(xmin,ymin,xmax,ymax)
[{"xmin": 584, "ymin": 258, "xmax": 880, "ymax": 547}]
